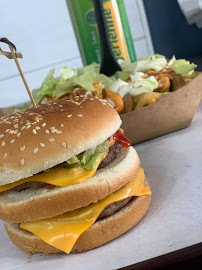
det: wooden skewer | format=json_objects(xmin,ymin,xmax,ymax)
[
  {"xmin": 8, "ymin": 45, "xmax": 37, "ymax": 108},
  {"xmin": 0, "ymin": 50, "xmax": 23, "ymax": 59}
]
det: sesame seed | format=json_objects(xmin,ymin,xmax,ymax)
[
  {"xmin": 1, "ymin": 141, "xmax": 5, "ymax": 146},
  {"xmin": 62, "ymin": 142, "xmax": 67, "ymax": 148},
  {"xmin": 21, "ymin": 159, "xmax": 25, "ymax": 165},
  {"xmin": 49, "ymin": 127, "xmax": 55, "ymax": 130},
  {"xmin": 32, "ymin": 129, "xmax": 37, "ymax": 134},
  {"xmin": 33, "ymin": 147, "xmax": 38, "ymax": 153},
  {"xmin": 45, "ymin": 130, "xmax": 50, "ymax": 134},
  {"xmin": 44, "ymin": 161, "xmax": 49, "ymax": 167},
  {"xmin": 26, "ymin": 125, "xmax": 31, "ymax": 129},
  {"xmin": 6, "ymin": 129, "xmax": 10, "ymax": 133},
  {"xmin": 40, "ymin": 143, "xmax": 45, "ymax": 147},
  {"xmin": 20, "ymin": 146, "xmax": 26, "ymax": 151},
  {"xmin": 35, "ymin": 126, "xmax": 40, "ymax": 130},
  {"xmin": 42, "ymin": 123, "xmax": 46, "ymax": 127},
  {"xmin": 77, "ymin": 114, "xmax": 83, "ymax": 117},
  {"xmin": 67, "ymin": 114, "xmax": 72, "ymax": 118},
  {"xmin": 48, "ymin": 138, "xmax": 55, "ymax": 142},
  {"xmin": 14, "ymin": 124, "xmax": 19, "ymax": 128},
  {"xmin": 60, "ymin": 124, "xmax": 64, "ymax": 127},
  {"xmin": 51, "ymin": 129, "xmax": 57, "ymax": 133},
  {"xmin": 4, "ymin": 153, "xmax": 7, "ymax": 159},
  {"xmin": 17, "ymin": 132, "xmax": 21, "ymax": 137},
  {"xmin": 56, "ymin": 131, "xmax": 62, "ymax": 134},
  {"xmin": 10, "ymin": 139, "xmax": 15, "ymax": 144},
  {"xmin": 21, "ymin": 126, "xmax": 26, "ymax": 130},
  {"xmin": 0, "ymin": 134, "xmax": 4, "ymax": 138}
]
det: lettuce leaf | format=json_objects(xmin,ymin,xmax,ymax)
[
  {"xmin": 133, "ymin": 54, "xmax": 167, "ymax": 72},
  {"xmin": 168, "ymin": 56, "xmax": 197, "ymax": 74},
  {"xmin": 83, "ymin": 153, "xmax": 104, "ymax": 170},
  {"xmin": 73, "ymin": 71, "xmax": 96, "ymax": 91},
  {"xmin": 60, "ymin": 66, "xmax": 75, "ymax": 80},
  {"xmin": 34, "ymin": 69, "xmax": 59, "ymax": 104},
  {"xmin": 115, "ymin": 71, "xmax": 131, "ymax": 81},
  {"xmin": 129, "ymin": 74, "xmax": 158, "ymax": 96},
  {"xmin": 111, "ymin": 73, "xmax": 158, "ymax": 97},
  {"xmin": 116, "ymin": 55, "xmax": 167, "ymax": 78},
  {"xmin": 77, "ymin": 62, "xmax": 100, "ymax": 76},
  {"xmin": 118, "ymin": 59, "xmax": 136, "ymax": 73},
  {"xmin": 94, "ymin": 73, "xmax": 115, "ymax": 89},
  {"xmin": 64, "ymin": 140, "xmax": 109, "ymax": 170}
]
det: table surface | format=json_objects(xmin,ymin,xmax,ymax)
[{"xmin": 0, "ymin": 101, "xmax": 201, "ymax": 270}]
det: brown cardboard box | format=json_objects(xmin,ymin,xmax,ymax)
[
  {"xmin": 0, "ymin": 74, "xmax": 201, "ymax": 144},
  {"xmin": 121, "ymin": 73, "xmax": 202, "ymax": 144}
]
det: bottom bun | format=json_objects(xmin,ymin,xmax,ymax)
[{"xmin": 5, "ymin": 186, "xmax": 151, "ymax": 255}]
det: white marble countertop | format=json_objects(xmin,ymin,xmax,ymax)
[{"xmin": 0, "ymin": 101, "xmax": 201, "ymax": 270}]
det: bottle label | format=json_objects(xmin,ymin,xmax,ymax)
[{"xmin": 66, "ymin": 0, "xmax": 136, "ymax": 65}]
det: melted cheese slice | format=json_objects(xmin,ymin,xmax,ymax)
[
  {"xmin": 0, "ymin": 155, "xmax": 105, "ymax": 193},
  {"xmin": 20, "ymin": 168, "xmax": 151, "ymax": 254}
]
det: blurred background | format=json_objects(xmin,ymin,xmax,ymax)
[{"xmin": 0, "ymin": 0, "xmax": 202, "ymax": 107}]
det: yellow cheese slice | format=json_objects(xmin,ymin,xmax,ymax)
[
  {"xmin": 20, "ymin": 168, "xmax": 151, "ymax": 254},
  {"xmin": 0, "ymin": 155, "xmax": 105, "ymax": 193}
]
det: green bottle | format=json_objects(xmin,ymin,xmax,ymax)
[{"xmin": 66, "ymin": 0, "xmax": 136, "ymax": 65}]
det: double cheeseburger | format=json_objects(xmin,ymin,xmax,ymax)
[{"xmin": 0, "ymin": 97, "xmax": 151, "ymax": 254}]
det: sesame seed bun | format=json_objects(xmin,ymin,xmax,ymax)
[
  {"xmin": 0, "ymin": 97, "xmax": 121, "ymax": 186},
  {"xmin": 5, "ymin": 181, "xmax": 151, "ymax": 254},
  {"xmin": 0, "ymin": 147, "xmax": 140, "ymax": 223}
]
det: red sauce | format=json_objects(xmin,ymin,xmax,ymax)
[{"xmin": 113, "ymin": 129, "xmax": 131, "ymax": 148}]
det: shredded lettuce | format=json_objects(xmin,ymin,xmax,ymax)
[
  {"xmin": 77, "ymin": 62, "xmax": 100, "ymax": 76},
  {"xmin": 33, "ymin": 62, "xmax": 115, "ymax": 102},
  {"xmin": 168, "ymin": 56, "xmax": 197, "ymax": 74},
  {"xmin": 118, "ymin": 59, "xmax": 136, "ymax": 73},
  {"xmin": 64, "ymin": 140, "xmax": 110, "ymax": 170},
  {"xmin": 60, "ymin": 66, "xmax": 75, "ymax": 80},
  {"xmin": 73, "ymin": 71, "xmax": 96, "ymax": 91},
  {"xmin": 110, "ymin": 73, "xmax": 158, "ymax": 97},
  {"xmin": 34, "ymin": 69, "xmax": 59, "ymax": 104},
  {"xmin": 83, "ymin": 153, "xmax": 104, "ymax": 170},
  {"xmin": 11, "ymin": 55, "xmax": 197, "ymax": 112},
  {"xmin": 94, "ymin": 73, "xmax": 115, "ymax": 89},
  {"xmin": 130, "ymin": 75, "xmax": 158, "ymax": 96},
  {"xmin": 116, "ymin": 55, "xmax": 167, "ymax": 79},
  {"xmin": 133, "ymin": 54, "xmax": 167, "ymax": 72}
]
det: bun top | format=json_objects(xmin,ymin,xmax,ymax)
[{"xmin": 0, "ymin": 97, "xmax": 121, "ymax": 185}]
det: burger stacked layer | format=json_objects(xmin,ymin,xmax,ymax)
[{"xmin": 0, "ymin": 97, "xmax": 151, "ymax": 254}]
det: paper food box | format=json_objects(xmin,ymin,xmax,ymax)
[{"xmin": 121, "ymin": 73, "xmax": 202, "ymax": 144}]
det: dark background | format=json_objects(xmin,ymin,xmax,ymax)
[{"xmin": 143, "ymin": 0, "xmax": 202, "ymax": 70}]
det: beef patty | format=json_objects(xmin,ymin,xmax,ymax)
[{"xmin": 99, "ymin": 142, "xmax": 122, "ymax": 169}]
